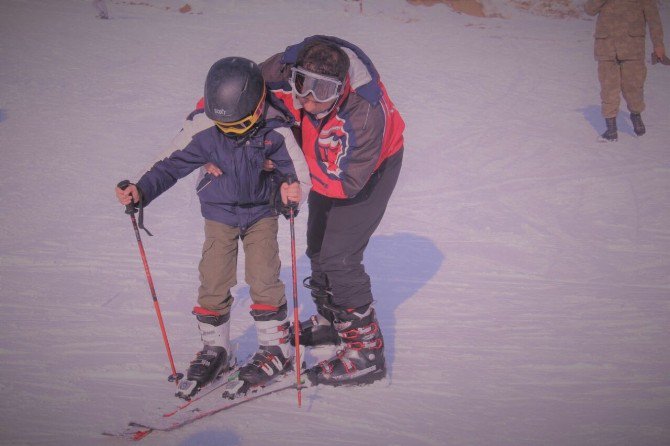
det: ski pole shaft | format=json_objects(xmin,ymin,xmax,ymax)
[
  {"xmin": 289, "ymin": 206, "xmax": 302, "ymax": 407},
  {"xmin": 117, "ymin": 180, "xmax": 182, "ymax": 386},
  {"xmin": 285, "ymin": 175, "xmax": 302, "ymax": 407}
]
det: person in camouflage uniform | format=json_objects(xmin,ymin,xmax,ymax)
[{"xmin": 585, "ymin": 0, "xmax": 665, "ymax": 141}]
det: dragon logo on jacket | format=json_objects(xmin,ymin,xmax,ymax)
[{"xmin": 317, "ymin": 117, "xmax": 350, "ymax": 179}]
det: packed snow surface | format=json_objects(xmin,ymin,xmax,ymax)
[{"xmin": 1, "ymin": 1, "xmax": 669, "ymax": 445}]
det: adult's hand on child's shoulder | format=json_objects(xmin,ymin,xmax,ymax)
[{"xmin": 204, "ymin": 163, "xmax": 223, "ymax": 176}]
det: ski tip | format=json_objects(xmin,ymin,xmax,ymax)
[
  {"xmin": 101, "ymin": 427, "xmax": 153, "ymax": 441},
  {"xmin": 132, "ymin": 429, "xmax": 153, "ymax": 441}
]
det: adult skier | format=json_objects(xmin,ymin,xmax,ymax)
[{"xmin": 260, "ymin": 36, "xmax": 406, "ymax": 386}]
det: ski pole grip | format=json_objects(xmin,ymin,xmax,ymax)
[
  {"xmin": 117, "ymin": 180, "xmax": 138, "ymax": 215},
  {"xmin": 285, "ymin": 174, "xmax": 298, "ymax": 209}
]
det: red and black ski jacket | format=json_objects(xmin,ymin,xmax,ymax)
[{"xmin": 261, "ymin": 35, "xmax": 405, "ymax": 199}]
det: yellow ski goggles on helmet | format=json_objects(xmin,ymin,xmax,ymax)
[{"xmin": 214, "ymin": 89, "xmax": 266, "ymax": 135}]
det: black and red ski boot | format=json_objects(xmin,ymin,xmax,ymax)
[{"xmin": 306, "ymin": 305, "xmax": 386, "ymax": 386}]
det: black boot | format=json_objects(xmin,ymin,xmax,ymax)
[
  {"xmin": 185, "ymin": 311, "xmax": 232, "ymax": 388},
  {"xmin": 291, "ymin": 277, "xmax": 340, "ymax": 347},
  {"xmin": 630, "ymin": 113, "xmax": 645, "ymax": 136},
  {"xmin": 222, "ymin": 304, "xmax": 294, "ymax": 398},
  {"xmin": 306, "ymin": 305, "xmax": 386, "ymax": 386},
  {"xmin": 600, "ymin": 117, "xmax": 618, "ymax": 142}
]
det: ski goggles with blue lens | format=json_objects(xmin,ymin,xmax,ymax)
[{"xmin": 289, "ymin": 66, "xmax": 344, "ymax": 103}]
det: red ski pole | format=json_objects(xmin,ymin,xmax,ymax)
[
  {"xmin": 117, "ymin": 180, "xmax": 183, "ymax": 386},
  {"xmin": 286, "ymin": 177, "xmax": 302, "ymax": 407}
]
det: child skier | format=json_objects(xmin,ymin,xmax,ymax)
[{"xmin": 115, "ymin": 57, "xmax": 310, "ymax": 398}]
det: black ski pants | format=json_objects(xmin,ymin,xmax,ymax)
[{"xmin": 306, "ymin": 149, "xmax": 403, "ymax": 310}]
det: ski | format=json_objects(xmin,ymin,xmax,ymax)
[
  {"xmin": 104, "ymin": 375, "xmax": 306, "ymax": 440},
  {"xmin": 102, "ymin": 358, "xmax": 239, "ymax": 440},
  {"xmin": 101, "ymin": 371, "xmax": 238, "ymax": 440}
]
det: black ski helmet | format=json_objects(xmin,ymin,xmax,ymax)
[{"xmin": 204, "ymin": 57, "xmax": 265, "ymax": 124}]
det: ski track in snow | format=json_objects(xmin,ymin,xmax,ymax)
[{"xmin": 1, "ymin": 0, "xmax": 669, "ymax": 445}]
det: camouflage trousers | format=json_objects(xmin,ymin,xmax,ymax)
[
  {"xmin": 597, "ymin": 58, "xmax": 646, "ymax": 118},
  {"xmin": 197, "ymin": 217, "xmax": 286, "ymax": 315}
]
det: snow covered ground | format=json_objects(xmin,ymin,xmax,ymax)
[{"xmin": 1, "ymin": 0, "xmax": 669, "ymax": 445}]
